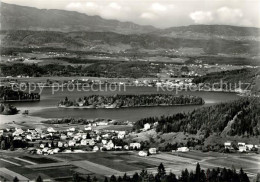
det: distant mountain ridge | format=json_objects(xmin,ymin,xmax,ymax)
[
  {"xmin": 1, "ymin": 2, "xmax": 260, "ymax": 38},
  {"xmin": 0, "ymin": 2, "xmax": 157, "ymax": 34}
]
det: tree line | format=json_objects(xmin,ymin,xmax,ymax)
[
  {"xmin": 58, "ymin": 94, "xmax": 204, "ymax": 108},
  {"xmin": 0, "ymin": 86, "xmax": 40, "ymax": 101},
  {"xmin": 68, "ymin": 163, "xmax": 250, "ymax": 182}
]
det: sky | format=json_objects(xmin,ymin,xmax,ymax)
[{"xmin": 2, "ymin": 0, "xmax": 260, "ymax": 28}]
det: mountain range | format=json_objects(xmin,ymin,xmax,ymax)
[
  {"xmin": 1, "ymin": 2, "xmax": 260, "ymax": 37},
  {"xmin": 1, "ymin": 2, "xmax": 260, "ymax": 57}
]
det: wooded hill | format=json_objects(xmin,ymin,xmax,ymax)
[{"xmin": 134, "ymin": 97, "xmax": 260, "ymax": 137}]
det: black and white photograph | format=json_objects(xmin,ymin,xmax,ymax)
[{"xmin": 0, "ymin": 0, "xmax": 259, "ymax": 181}]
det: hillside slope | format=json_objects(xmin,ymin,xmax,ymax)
[
  {"xmin": 0, "ymin": 2, "xmax": 157, "ymax": 34},
  {"xmin": 1, "ymin": 30, "xmax": 259, "ymax": 55}
]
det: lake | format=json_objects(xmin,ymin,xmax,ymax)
[{"xmin": 12, "ymin": 86, "xmax": 240, "ymax": 122}]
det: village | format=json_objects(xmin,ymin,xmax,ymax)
[{"xmin": 1, "ymin": 120, "xmax": 259, "ymax": 157}]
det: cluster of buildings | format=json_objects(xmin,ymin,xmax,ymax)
[
  {"xmin": 224, "ymin": 141, "xmax": 259, "ymax": 152},
  {"xmin": 6, "ymin": 126, "xmax": 147, "ymax": 155}
]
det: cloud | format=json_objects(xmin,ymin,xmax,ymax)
[
  {"xmin": 109, "ymin": 2, "xmax": 121, "ymax": 10},
  {"xmin": 190, "ymin": 11, "xmax": 213, "ymax": 24},
  {"xmin": 190, "ymin": 7, "xmax": 253, "ymax": 27},
  {"xmin": 66, "ymin": 2, "xmax": 83, "ymax": 10},
  {"xmin": 216, "ymin": 7, "xmax": 243, "ymax": 24},
  {"xmin": 150, "ymin": 3, "xmax": 167, "ymax": 12},
  {"xmin": 62, "ymin": 1, "xmax": 258, "ymax": 28},
  {"xmin": 140, "ymin": 12, "xmax": 157, "ymax": 20}
]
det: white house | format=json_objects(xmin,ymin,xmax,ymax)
[
  {"xmin": 131, "ymin": 142, "xmax": 141, "ymax": 150},
  {"xmin": 85, "ymin": 127, "xmax": 92, "ymax": 131},
  {"xmin": 138, "ymin": 151, "xmax": 148, "ymax": 157},
  {"xmin": 143, "ymin": 123, "xmax": 151, "ymax": 131},
  {"xmin": 13, "ymin": 128, "xmax": 24, "ymax": 136},
  {"xmin": 93, "ymin": 146, "xmax": 99, "ymax": 151},
  {"xmin": 149, "ymin": 148, "xmax": 157, "ymax": 154},
  {"xmin": 115, "ymin": 146, "xmax": 123, "ymax": 150},
  {"xmin": 224, "ymin": 142, "xmax": 233, "ymax": 149},
  {"xmin": 97, "ymin": 121, "xmax": 108, "ymax": 126},
  {"xmin": 40, "ymin": 144, "xmax": 45, "ymax": 149},
  {"xmin": 177, "ymin": 147, "xmax": 189, "ymax": 152},
  {"xmin": 58, "ymin": 141, "xmax": 63, "ymax": 148},
  {"xmin": 60, "ymin": 134, "xmax": 67, "ymax": 140},
  {"xmin": 42, "ymin": 147, "xmax": 49, "ymax": 153},
  {"xmin": 245, "ymin": 144, "xmax": 254, "ymax": 151},
  {"xmin": 68, "ymin": 140, "xmax": 76, "ymax": 147},
  {"xmin": 124, "ymin": 145, "xmax": 129, "ymax": 150},
  {"xmin": 118, "ymin": 131, "xmax": 126, "ymax": 139},
  {"xmin": 47, "ymin": 127, "xmax": 56, "ymax": 133},
  {"xmin": 67, "ymin": 127, "xmax": 76, "ymax": 132},
  {"xmin": 130, "ymin": 143, "xmax": 141, "ymax": 149},
  {"xmin": 53, "ymin": 148, "xmax": 60, "ymax": 153},
  {"xmin": 37, "ymin": 149, "xmax": 43, "ymax": 155}
]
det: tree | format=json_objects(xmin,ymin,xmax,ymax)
[
  {"xmin": 158, "ymin": 163, "xmax": 166, "ymax": 177},
  {"xmin": 195, "ymin": 163, "xmax": 201, "ymax": 182},
  {"xmin": 72, "ymin": 173, "xmax": 80, "ymax": 182},
  {"xmin": 180, "ymin": 169, "xmax": 189, "ymax": 182},
  {"xmin": 110, "ymin": 175, "xmax": 117, "ymax": 182},
  {"xmin": 86, "ymin": 175, "xmax": 91, "ymax": 182},
  {"xmin": 117, "ymin": 176, "xmax": 122, "ymax": 182},
  {"xmin": 256, "ymin": 173, "xmax": 260, "ymax": 182},
  {"xmin": 93, "ymin": 176, "xmax": 98, "ymax": 182},
  {"xmin": 104, "ymin": 177, "xmax": 109, "ymax": 182},
  {"xmin": 132, "ymin": 172, "xmax": 140, "ymax": 182},
  {"xmin": 1, "ymin": 140, "xmax": 6, "ymax": 150},
  {"xmin": 166, "ymin": 172, "xmax": 177, "ymax": 182},
  {"xmin": 13, "ymin": 177, "xmax": 19, "ymax": 182},
  {"xmin": 36, "ymin": 176, "xmax": 43, "ymax": 182}
]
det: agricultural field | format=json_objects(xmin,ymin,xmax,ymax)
[{"xmin": 0, "ymin": 149, "xmax": 259, "ymax": 181}]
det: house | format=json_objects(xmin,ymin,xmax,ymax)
[
  {"xmin": 53, "ymin": 148, "xmax": 60, "ymax": 153},
  {"xmin": 102, "ymin": 134, "xmax": 109, "ymax": 138},
  {"xmin": 67, "ymin": 127, "xmax": 76, "ymax": 132},
  {"xmin": 93, "ymin": 146, "xmax": 99, "ymax": 151},
  {"xmin": 105, "ymin": 140, "xmax": 114, "ymax": 150},
  {"xmin": 97, "ymin": 121, "xmax": 108, "ymax": 126},
  {"xmin": 67, "ymin": 132, "xmax": 74, "ymax": 137},
  {"xmin": 138, "ymin": 151, "xmax": 148, "ymax": 157},
  {"xmin": 47, "ymin": 127, "xmax": 56, "ymax": 133},
  {"xmin": 81, "ymin": 139, "xmax": 87, "ymax": 146},
  {"xmin": 149, "ymin": 148, "xmax": 157, "ymax": 154},
  {"xmin": 102, "ymin": 140, "xmax": 108, "ymax": 145},
  {"xmin": 118, "ymin": 132, "xmax": 125, "ymax": 139},
  {"xmin": 224, "ymin": 142, "xmax": 233, "ymax": 149},
  {"xmin": 27, "ymin": 129, "xmax": 37, "ymax": 134},
  {"xmin": 40, "ymin": 144, "xmax": 45, "ymax": 149},
  {"xmin": 42, "ymin": 147, "xmax": 49, "ymax": 153},
  {"xmin": 245, "ymin": 144, "xmax": 254, "ymax": 151},
  {"xmin": 68, "ymin": 140, "xmax": 76, "ymax": 147},
  {"xmin": 58, "ymin": 141, "xmax": 63, "ymax": 148},
  {"xmin": 124, "ymin": 145, "xmax": 129, "ymax": 150},
  {"xmin": 115, "ymin": 146, "xmax": 123, "ymax": 150},
  {"xmin": 13, "ymin": 128, "xmax": 24, "ymax": 136},
  {"xmin": 130, "ymin": 143, "xmax": 141, "ymax": 150},
  {"xmin": 60, "ymin": 134, "xmax": 67, "ymax": 140},
  {"xmin": 143, "ymin": 123, "xmax": 151, "ymax": 131},
  {"xmin": 37, "ymin": 149, "xmax": 43, "ymax": 155},
  {"xmin": 177, "ymin": 147, "xmax": 189, "ymax": 152},
  {"xmin": 85, "ymin": 127, "xmax": 92, "ymax": 131},
  {"xmin": 26, "ymin": 135, "xmax": 33, "ymax": 141}
]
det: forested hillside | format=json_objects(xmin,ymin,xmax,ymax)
[
  {"xmin": 134, "ymin": 97, "xmax": 260, "ymax": 137},
  {"xmin": 1, "ymin": 30, "xmax": 259, "ymax": 55}
]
